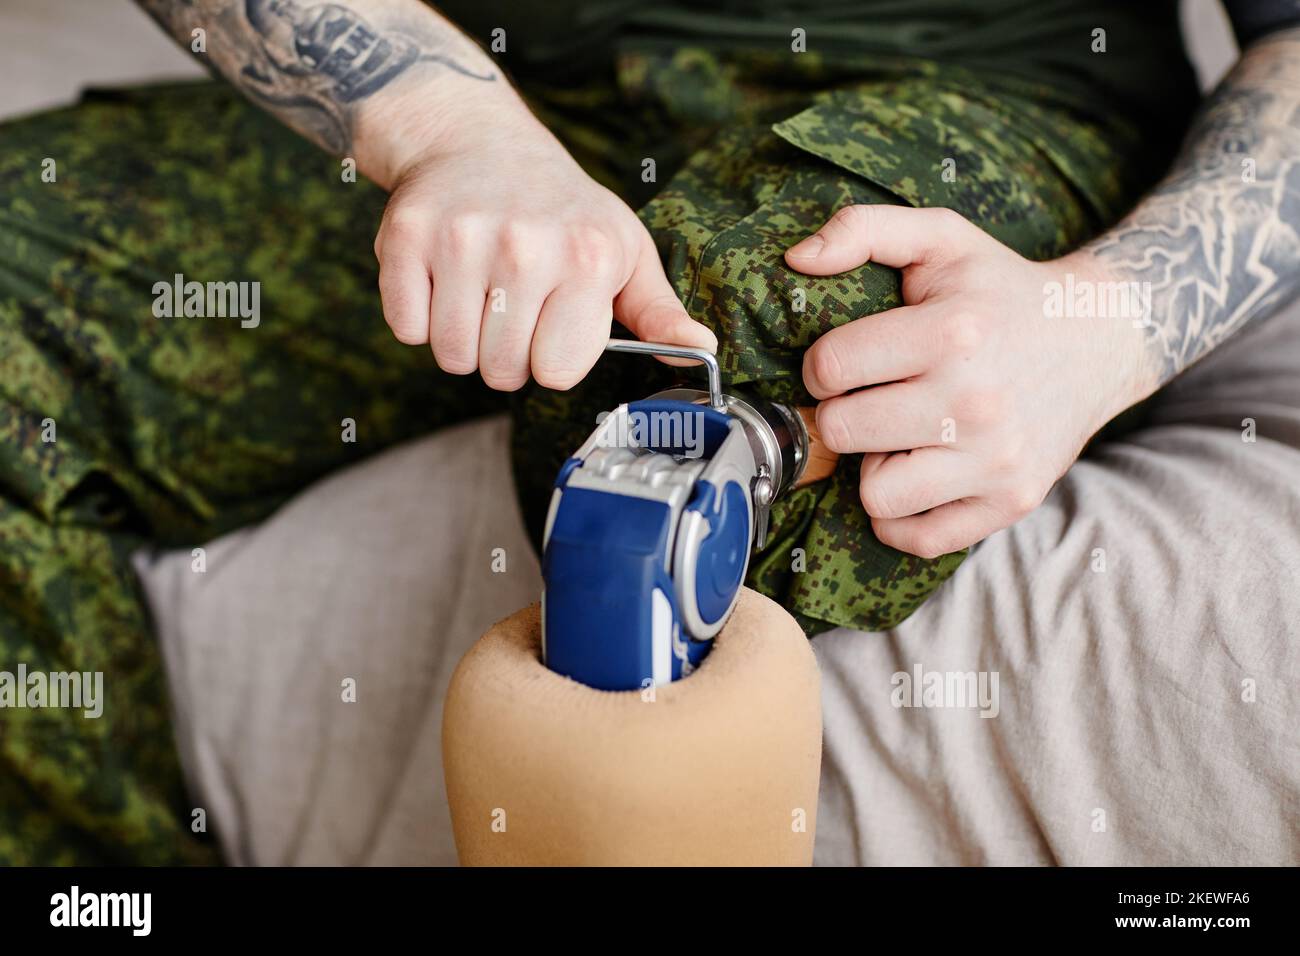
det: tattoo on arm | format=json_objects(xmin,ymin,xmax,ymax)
[
  {"xmin": 1087, "ymin": 28, "xmax": 1300, "ymax": 385},
  {"xmin": 136, "ymin": 0, "xmax": 496, "ymax": 155}
]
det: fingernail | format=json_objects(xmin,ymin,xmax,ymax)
[{"xmin": 787, "ymin": 234, "xmax": 825, "ymax": 260}]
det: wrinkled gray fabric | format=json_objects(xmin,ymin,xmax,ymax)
[
  {"xmin": 814, "ymin": 305, "xmax": 1300, "ymax": 865},
  {"xmin": 135, "ymin": 416, "xmax": 540, "ymax": 865},
  {"xmin": 137, "ymin": 306, "xmax": 1300, "ymax": 866}
]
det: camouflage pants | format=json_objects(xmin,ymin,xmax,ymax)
[{"xmin": 0, "ymin": 52, "xmax": 1152, "ymax": 863}]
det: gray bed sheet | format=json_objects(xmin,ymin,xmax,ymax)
[{"xmin": 135, "ymin": 305, "xmax": 1300, "ymax": 865}]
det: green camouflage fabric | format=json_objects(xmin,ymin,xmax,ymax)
[
  {"xmin": 511, "ymin": 49, "xmax": 1177, "ymax": 634},
  {"xmin": 0, "ymin": 49, "xmax": 1182, "ymax": 862},
  {"xmin": 0, "ymin": 84, "xmax": 507, "ymax": 864}
]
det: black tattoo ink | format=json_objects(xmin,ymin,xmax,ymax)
[
  {"xmin": 136, "ymin": 0, "xmax": 496, "ymax": 155},
  {"xmin": 1088, "ymin": 29, "xmax": 1300, "ymax": 384},
  {"xmin": 245, "ymin": 1, "xmax": 493, "ymax": 103}
]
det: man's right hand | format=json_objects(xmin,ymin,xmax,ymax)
[{"xmin": 374, "ymin": 116, "xmax": 716, "ymax": 391}]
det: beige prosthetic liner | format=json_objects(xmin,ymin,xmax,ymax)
[{"xmin": 442, "ymin": 587, "xmax": 822, "ymax": 866}]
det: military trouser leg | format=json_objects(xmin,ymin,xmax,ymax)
[{"xmin": 0, "ymin": 83, "xmax": 505, "ymax": 864}]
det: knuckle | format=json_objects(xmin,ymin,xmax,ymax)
[
  {"xmin": 858, "ymin": 476, "xmax": 897, "ymax": 519},
  {"xmin": 954, "ymin": 259, "xmax": 996, "ymax": 297},
  {"xmin": 957, "ymin": 386, "xmax": 1009, "ymax": 427},
  {"xmin": 816, "ymin": 403, "xmax": 854, "ymax": 454},
  {"xmin": 377, "ymin": 281, "xmax": 427, "ymax": 345},
  {"xmin": 910, "ymin": 532, "xmax": 950, "ymax": 561},
  {"xmin": 869, "ymin": 515, "xmax": 899, "ymax": 548},
  {"xmin": 931, "ymin": 206, "xmax": 967, "ymax": 235},
  {"xmin": 1002, "ymin": 481, "xmax": 1045, "ymax": 517},
  {"xmin": 988, "ymin": 434, "xmax": 1026, "ymax": 473},
  {"xmin": 375, "ymin": 265, "xmax": 403, "ymax": 298},
  {"xmin": 442, "ymin": 213, "xmax": 487, "ymax": 259},
  {"xmin": 433, "ymin": 350, "xmax": 477, "ymax": 376},
  {"xmin": 497, "ymin": 221, "xmax": 543, "ymax": 272},
  {"xmin": 430, "ymin": 331, "xmax": 477, "ymax": 375},
  {"xmin": 479, "ymin": 363, "xmax": 529, "ymax": 391},
  {"xmin": 387, "ymin": 323, "xmax": 426, "ymax": 346},
  {"xmin": 805, "ymin": 341, "xmax": 844, "ymax": 396},
  {"xmin": 942, "ymin": 309, "xmax": 984, "ymax": 355},
  {"xmin": 386, "ymin": 316, "xmax": 426, "ymax": 346},
  {"xmin": 530, "ymin": 346, "xmax": 589, "ymax": 391},
  {"xmin": 829, "ymin": 203, "xmax": 873, "ymax": 235},
  {"xmin": 380, "ymin": 212, "xmax": 425, "ymax": 251},
  {"xmin": 871, "ymin": 517, "xmax": 944, "ymax": 560},
  {"xmin": 565, "ymin": 227, "xmax": 620, "ymax": 278},
  {"xmin": 532, "ymin": 372, "xmax": 578, "ymax": 391}
]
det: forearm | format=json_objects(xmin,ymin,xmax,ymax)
[
  {"xmin": 136, "ymin": 0, "xmax": 528, "ymax": 189},
  {"xmin": 1078, "ymin": 27, "xmax": 1300, "ymax": 390}
]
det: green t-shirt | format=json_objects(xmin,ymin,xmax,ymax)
[{"xmin": 441, "ymin": 0, "xmax": 1199, "ymax": 138}]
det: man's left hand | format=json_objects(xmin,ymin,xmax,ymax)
[{"xmin": 785, "ymin": 204, "xmax": 1156, "ymax": 559}]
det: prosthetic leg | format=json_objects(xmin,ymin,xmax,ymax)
[{"xmin": 442, "ymin": 343, "xmax": 834, "ymax": 865}]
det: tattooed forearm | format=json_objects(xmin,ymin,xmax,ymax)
[
  {"xmin": 1087, "ymin": 28, "xmax": 1300, "ymax": 386},
  {"xmin": 136, "ymin": 0, "xmax": 496, "ymax": 156}
]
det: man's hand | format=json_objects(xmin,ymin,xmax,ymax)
[
  {"xmin": 375, "ymin": 118, "xmax": 715, "ymax": 390},
  {"xmin": 782, "ymin": 25, "xmax": 1300, "ymax": 560},
  {"xmin": 785, "ymin": 204, "xmax": 1155, "ymax": 559},
  {"xmin": 137, "ymin": 0, "xmax": 715, "ymax": 393}
]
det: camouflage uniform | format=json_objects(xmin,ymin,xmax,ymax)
[
  {"xmin": 511, "ymin": 47, "xmax": 1180, "ymax": 633},
  {"xmin": 0, "ymin": 39, "xmax": 1188, "ymax": 860}
]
